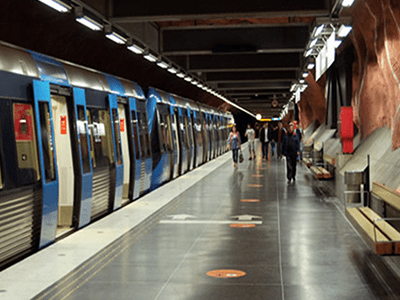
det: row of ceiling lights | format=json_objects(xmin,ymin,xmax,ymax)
[
  {"xmin": 37, "ymin": 0, "xmax": 256, "ymax": 117},
  {"xmin": 279, "ymin": 0, "xmax": 356, "ymax": 120}
]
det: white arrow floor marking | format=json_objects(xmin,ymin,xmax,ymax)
[{"xmin": 159, "ymin": 220, "xmax": 262, "ymax": 225}]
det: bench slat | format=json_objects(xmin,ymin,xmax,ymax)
[
  {"xmin": 372, "ymin": 182, "xmax": 400, "ymax": 212},
  {"xmin": 346, "ymin": 207, "xmax": 392, "ymax": 255}
]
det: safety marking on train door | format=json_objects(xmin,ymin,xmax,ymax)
[{"xmin": 207, "ymin": 269, "xmax": 246, "ymax": 278}]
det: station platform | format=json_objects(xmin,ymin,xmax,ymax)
[{"xmin": 1, "ymin": 144, "xmax": 400, "ymax": 300}]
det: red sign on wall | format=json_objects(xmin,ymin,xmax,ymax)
[
  {"xmin": 120, "ymin": 119, "xmax": 125, "ymax": 132},
  {"xmin": 340, "ymin": 107, "xmax": 354, "ymax": 154},
  {"xmin": 60, "ymin": 116, "xmax": 67, "ymax": 135},
  {"xmin": 14, "ymin": 104, "xmax": 34, "ymax": 141}
]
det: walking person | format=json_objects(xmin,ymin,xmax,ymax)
[
  {"xmin": 276, "ymin": 121, "xmax": 286, "ymax": 159},
  {"xmin": 227, "ymin": 125, "xmax": 241, "ymax": 168},
  {"xmin": 294, "ymin": 121, "xmax": 303, "ymax": 161},
  {"xmin": 282, "ymin": 123, "xmax": 300, "ymax": 183},
  {"xmin": 259, "ymin": 123, "xmax": 270, "ymax": 160},
  {"xmin": 244, "ymin": 123, "xmax": 256, "ymax": 160},
  {"xmin": 270, "ymin": 124, "xmax": 278, "ymax": 158}
]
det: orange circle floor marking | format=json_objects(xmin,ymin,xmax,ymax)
[
  {"xmin": 240, "ymin": 199, "xmax": 260, "ymax": 202},
  {"xmin": 252, "ymin": 174, "xmax": 264, "ymax": 177},
  {"xmin": 248, "ymin": 184, "xmax": 263, "ymax": 187},
  {"xmin": 207, "ymin": 269, "xmax": 246, "ymax": 278},
  {"xmin": 230, "ymin": 223, "xmax": 256, "ymax": 228}
]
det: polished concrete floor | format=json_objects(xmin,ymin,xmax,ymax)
[{"xmin": 3, "ymin": 146, "xmax": 400, "ymax": 299}]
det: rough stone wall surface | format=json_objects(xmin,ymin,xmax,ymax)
[
  {"xmin": 350, "ymin": 0, "xmax": 400, "ymax": 150},
  {"xmin": 298, "ymin": 72, "xmax": 326, "ymax": 129}
]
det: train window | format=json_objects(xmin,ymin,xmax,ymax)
[
  {"xmin": 38, "ymin": 102, "xmax": 56, "ymax": 182},
  {"xmin": 131, "ymin": 110, "xmax": 140, "ymax": 160},
  {"xmin": 86, "ymin": 109, "xmax": 96, "ymax": 168},
  {"xmin": 87, "ymin": 109, "xmax": 114, "ymax": 169},
  {"xmin": 140, "ymin": 113, "xmax": 152, "ymax": 156},
  {"xmin": 13, "ymin": 103, "xmax": 41, "ymax": 186},
  {"xmin": 157, "ymin": 113, "xmax": 166, "ymax": 152},
  {"xmin": 0, "ymin": 155, "xmax": 2, "ymax": 189},
  {"xmin": 165, "ymin": 114, "xmax": 174, "ymax": 152},
  {"xmin": 77, "ymin": 106, "xmax": 90, "ymax": 173},
  {"xmin": 112, "ymin": 109, "xmax": 122, "ymax": 165}
]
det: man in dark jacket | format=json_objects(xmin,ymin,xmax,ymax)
[
  {"xmin": 282, "ymin": 123, "xmax": 300, "ymax": 183},
  {"xmin": 259, "ymin": 123, "xmax": 271, "ymax": 160}
]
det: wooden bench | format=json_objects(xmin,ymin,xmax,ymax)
[
  {"xmin": 345, "ymin": 182, "xmax": 400, "ymax": 255},
  {"xmin": 303, "ymin": 157, "xmax": 313, "ymax": 168},
  {"xmin": 310, "ymin": 166, "xmax": 331, "ymax": 179}
]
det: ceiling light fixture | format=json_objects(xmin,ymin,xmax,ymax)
[
  {"xmin": 334, "ymin": 40, "xmax": 343, "ymax": 48},
  {"xmin": 75, "ymin": 14, "xmax": 103, "ymax": 31},
  {"xmin": 167, "ymin": 67, "xmax": 177, "ymax": 74},
  {"xmin": 314, "ymin": 24, "xmax": 325, "ymax": 37},
  {"xmin": 127, "ymin": 44, "xmax": 145, "ymax": 54},
  {"xmin": 342, "ymin": 0, "xmax": 355, "ymax": 7},
  {"xmin": 338, "ymin": 25, "xmax": 353, "ymax": 37},
  {"xmin": 307, "ymin": 63, "xmax": 315, "ymax": 69},
  {"xmin": 143, "ymin": 52, "xmax": 157, "ymax": 62},
  {"xmin": 156, "ymin": 60, "xmax": 169, "ymax": 69},
  {"xmin": 38, "ymin": 0, "xmax": 70, "ymax": 13},
  {"xmin": 105, "ymin": 31, "xmax": 127, "ymax": 44},
  {"xmin": 310, "ymin": 38, "xmax": 318, "ymax": 48}
]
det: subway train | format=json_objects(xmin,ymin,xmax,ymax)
[{"xmin": 0, "ymin": 41, "xmax": 234, "ymax": 270}]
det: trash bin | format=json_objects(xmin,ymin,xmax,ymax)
[{"xmin": 344, "ymin": 170, "xmax": 364, "ymax": 203}]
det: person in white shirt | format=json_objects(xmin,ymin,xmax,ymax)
[{"xmin": 244, "ymin": 124, "xmax": 256, "ymax": 160}]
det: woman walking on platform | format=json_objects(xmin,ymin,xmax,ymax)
[{"xmin": 227, "ymin": 125, "xmax": 241, "ymax": 168}]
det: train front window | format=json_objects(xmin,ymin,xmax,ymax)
[
  {"xmin": 38, "ymin": 102, "xmax": 56, "ymax": 182},
  {"xmin": 77, "ymin": 106, "xmax": 90, "ymax": 173},
  {"xmin": 12, "ymin": 103, "xmax": 41, "ymax": 186},
  {"xmin": 112, "ymin": 108, "xmax": 122, "ymax": 165}
]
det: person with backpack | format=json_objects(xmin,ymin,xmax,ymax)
[{"xmin": 227, "ymin": 125, "xmax": 241, "ymax": 168}]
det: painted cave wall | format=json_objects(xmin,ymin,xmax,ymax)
[
  {"xmin": 350, "ymin": 0, "xmax": 400, "ymax": 150},
  {"xmin": 298, "ymin": 0, "xmax": 400, "ymax": 151}
]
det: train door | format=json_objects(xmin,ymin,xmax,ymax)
[
  {"xmin": 32, "ymin": 80, "xmax": 59, "ymax": 248},
  {"xmin": 136, "ymin": 100, "xmax": 152, "ymax": 195},
  {"xmin": 185, "ymin": 111, "xmax": 194, "ymax": 171},
  {"xmin": 172, "ymin": 107, "xmax": 181, "ymax": 177},
  {"xmin": 127, "ymin": 99, "xmax": 140, "ymax": 200},
  {"xmin": 201, "ymin": 112, "xmax": 208, "ymax": 162},
  {"xmin": 108, "ymin": 95, "xmax": 123, "ymax": 210},
  {"xmin": 50, "ymin": 92, "xmax": 75, "ymax": 237},
  {"xmin": 86, "ymin": 105, "xmax": 115, "ymax": 221},
  {"xmin": 190, "ymin": 111, "xmax": 198, "ymax": 168},
  {"xmin": 118, "ymin": 100, "xmax": 131, "ymax": 206},
  {"xmin": 71, "ymin": 88, "xmax": 92, "ymax": 228}
]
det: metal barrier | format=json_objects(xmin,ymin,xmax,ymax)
[{"xmin": 344, "ymin": 155, "xmax": 371, "ymax": 206}]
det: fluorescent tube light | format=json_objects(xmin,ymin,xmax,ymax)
[
  {"xmin": 338, "ymin": 25, "xmax": 352, "ymax": 37},
  {"xmin": 167, "ymin": 67, "xmax": 177, "ymax": 74},
  {"xmin": 307, "ymin": 63, "xmax": 315, "ymax": 69},
  {"xmin": 342, "ymin": 0, "xmax": 355, "ymax": 7},
  {"xmin": 143, "ymin": 53, "xmax": 157, "ymax": 62},
  {"xmin": 38, "ymin": 0, "xmax": 70, "ymax": 12},
  {"xmin": 302, "ymin": 72, "xmax": 309, "ymax": 78},
  {"xmin": 310, "ymin": 38, "xmax": 318, "ymax": 48},
  {"xmin": 76, "ymin": 16, "xmax": 103, "ymax": 31},
  {"xmin": 176, "ymin": 72, "xmax": 185, "ymax": 78},
  {"xmin": 157, "ymin": 61, "xmax": 169, "ymax": 69},
  {"xmin": 314, "ymin": 24, "xmax": 325, "ymax": 37},
  {"xmin": 334, "ymin": 40, "xmax": 343, "ymax": 48},
  {"xmin": 106, "ymin": 32, "xmax": 126, "ymax": 44},
  {"xmin": 184, "ymin": 76, "xmax": 193, "ymax": 82},
  {"xmin": 128, "ymin": 44, "xmax": 144, "ymax": 54},
  {"xmin": 191, "ymin": 80, "xmax": 198, "ymax": 85},
  {"xmin": 299, "ymin": 79, "xmax": 305, "ymax": 84},
  {"xmin": 305, "ymin": 49, "xmax": 313, "ymax": 57}
]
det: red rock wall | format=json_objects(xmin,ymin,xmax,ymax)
[
  {"xmin": 298, "ymin": 72, "xmax": 327, "ymax": 129},
  {"xmin": 350, "ymin": 0, "xmax": 400, "ymax": 150}
]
